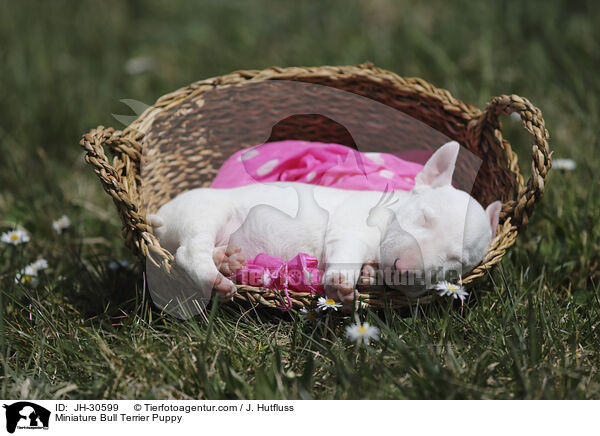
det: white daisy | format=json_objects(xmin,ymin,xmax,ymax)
[
  {"xmin": 300, "ymin": 308, "xmax": 320, "ymax": 323},
  {"xmin": 552, "ymin": 158, "xmax": 576, "ymax": 171},
  {"xmin": 316, "ymin": 296, "xmax": 342, "ymax": 311},
  {"xmin": 52, "ymin": 215, "xmax": 71, "ymax": 234},
  {"xmin": 15, "ymin": 272, "xmax": 39, "ymax": 287},
  {"xmin": 1, "ymin": 229, "xmax": 30, "ymax": 245},
  {"xmin": 434, "ymin": 280, "xmax": 469, "ymax": 301},
  {"xmin": 345, "ymin": 321, "xmax": 380, "ymax": 345},
  {"xmin": 30, "ymin": 259, "xmax": 49, "ymax": 274},
  {"xmin": 15, "ymin": 264, "xmax": 41, "ymax": 287},
  {"xmin": 124, "ymin": 55, "xmax": 155, "ymax": 75}
]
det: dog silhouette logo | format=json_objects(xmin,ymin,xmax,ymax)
[{"xmin": 2, "ymin": 402, "xmax": 50, "ymax": 433}]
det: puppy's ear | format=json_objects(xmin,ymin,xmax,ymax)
[
  {"xmin": 486, "ymin": 201, "xmax": 502, "ymax": 239},
  {"xmin": 415, "ymin": 141, "xmax": 460, "ymax": 188}
]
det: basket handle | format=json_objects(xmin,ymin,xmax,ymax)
[
  {"xmin": 80, "ymin": 126, "xmax": 145, "ymax": 250},
  {"xmin": 80, "ymin": 125, "xmax": 172, "ymax": 266},
  {"xmin": 471, "ymin": 94, "xmax": 551, "ymax": 228},
  {"xmin": 80, "ymin": 126, "xmax": 127, "ymax": 207}
]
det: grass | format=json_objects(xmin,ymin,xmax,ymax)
[{"xmin": 1, "ymin": 0, "xmax": 599, "ymax": 399}]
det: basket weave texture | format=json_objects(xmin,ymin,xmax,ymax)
[{"xmin": 80, "ymin": 64, "xmax": 551, "ymax": 309}]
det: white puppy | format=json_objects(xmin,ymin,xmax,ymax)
[{"xmin": 149, "ymin": 141, "xmax": 501, "ymax": 306}]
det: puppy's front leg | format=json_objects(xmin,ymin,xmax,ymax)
[
  {"xmin": 176, "ymin": 235, "xmax": 238, "ymax": 301},
  {"xmin": 323, "ymin": 236, "xmax": 372, "ymax": 307}
]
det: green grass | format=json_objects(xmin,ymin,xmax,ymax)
[{"xmin": 1, "ymin": 0, "xmax": 599, "ymax": 399}]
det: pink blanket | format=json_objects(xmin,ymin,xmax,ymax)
[{"xmin": 211, "ymin": 140, "xmax": 424, "ymax": 191}]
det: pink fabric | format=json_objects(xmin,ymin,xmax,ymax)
[
  {"xmin": 211, "ymin": 140, "xmax": 424, "ymax": 192},
  {"xmin": 234, "ymin": 253, "xmax": 324, "ymax": 310}
]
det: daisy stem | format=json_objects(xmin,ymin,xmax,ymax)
[{"xmin": 357, "ymin": 338, "xmax": 366, "ymax": 359}]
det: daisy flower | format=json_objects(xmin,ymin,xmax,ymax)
[
  {"xmin": 1, "ymin": 229, "xmax": 30, "ymax": 245},
  {"xmin": 52, "ymin": 215, "xmax": 71, "ymax": 234},
  {"xmin": 345, "ymin": 321, "xmax": 380, "ymax": 345},
  {"xmin": 15, "ymin": 272, "xmax": 39, "ymax": 287},
  {"xmin": 124, "ymin": 55, "xmax": 155, "ymax": 75},
  {"xmin": 317, "ymin": 296, "xmax": 342, "ymax": 311},
  {"xmin": 434, "ymin": 280, "xmax": 468, "ymax": 301},
  {"xmin": 15, "ymin": 263, "xmax": 42, "ymax": 287},
  {"xmin": 552, "ymin": 158, "xmax": 576, "ymax": 171},
  {"xmin": 300, "ymin": 308, "xmax": 320, "ymax": 323},
  {"xmin": 30, "ymin": 259, "xmax": 49, "ymax": 273}
]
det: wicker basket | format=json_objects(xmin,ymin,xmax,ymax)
[{"xmin": 80, "ymin": 64, "xmax": 551, "ymax": 309}]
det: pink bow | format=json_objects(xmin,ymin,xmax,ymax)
[{"xmin": 233, "ymin": 253, "xmax": 325, "ymax": 310}]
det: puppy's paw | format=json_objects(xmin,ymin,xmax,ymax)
[
  {"xmin": 147, "ymin": 214, "xmax": 164, "ymax": 228},
  {"xmin": 357, "ymin": 260, "xmax": 379, "ymax": 290},
  {"xmin": 323, "ymin": 271, "xmax": 358, "ymax": 305},
  {"xmin": 211, "ymin": 274, "xmax": 237, "ymax": 301},
  {"xmin": 213, "ymin": 245, "xmax": 247, "ymax": 277}
]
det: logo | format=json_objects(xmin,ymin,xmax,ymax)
[{"xmin": 2, "ymin": 402, "xmax": 50, "ymax": 433}]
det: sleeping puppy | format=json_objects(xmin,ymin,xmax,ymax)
[{"xmin": 149, "ymin": 141, "xmax": 501, "ymax": 308}]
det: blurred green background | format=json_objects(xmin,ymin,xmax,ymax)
[{"xmin": 1, "ymin": 0, "xmax": 599, "ymax": 399}]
